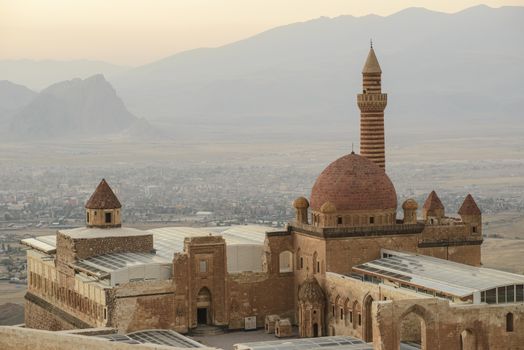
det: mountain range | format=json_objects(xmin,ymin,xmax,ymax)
[
  {"xmin": 3, "ymin": 75, "xmax": 157, "ymax": 140},
  {"xmin": 1, "ymin": 5, "xmax": 523, "ymax": 142}
]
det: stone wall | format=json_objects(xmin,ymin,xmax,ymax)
[
  {"xmin": 0, "ymin": 326, "xmax": 213, "ymax": 350},
  {"xmin": 373, "ymin": 298, "xmax": 524, "ymax": 350},
  {"xmin": 56, "ymin": 232, "xmax": 154, "ymax": 263},
  {"xmin": 109, "ymin": 280, "xmax": 176, "ymax": 333},
  {"xmin": 25, "ymin": 297, "xmax": 78, "ymax": 331},
  {"xmin": 228, "ymin": 272, "xmax": 294, "ymax": 329}
]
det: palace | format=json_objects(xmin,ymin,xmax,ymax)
[{"xmin": 21, "ymin": 47, "xmax": 524, "ymax": 350}]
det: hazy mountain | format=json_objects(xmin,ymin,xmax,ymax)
[
  {"xmin": 8, "ymin": 74, "xmax": 140, "ymax": 139},
  {"xmin": 0, "ymin": 59, "xmax": 128, "ymax": 91},
  {"xmin": 0, "ymin": 81, "xmax": 36, "ymax": 121},
  {"xmin": 111, "ymin": 5, "xmax": 524, "ymax": 140}
]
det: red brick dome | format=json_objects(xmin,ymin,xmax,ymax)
[{"xmin": 310, "ymin": 153, "xmax": 397, "ymax": 212}]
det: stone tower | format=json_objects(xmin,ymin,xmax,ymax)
[
  {"xmin": 85, "ymin": 179, "xmax": 122, "ymax": 228},
  {"xmin": 357, "ymin": 45, "xmax": 387, "ymax": 169}
]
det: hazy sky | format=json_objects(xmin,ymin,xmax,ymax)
[{"xmin": 1, "ymin": 0, "xmax": 523, "ymax": 66}]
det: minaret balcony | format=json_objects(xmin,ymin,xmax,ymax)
[{"xmin": 357, "ymin": 93, "xmax": 387, "ymax": 111}]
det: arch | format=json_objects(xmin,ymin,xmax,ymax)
[
  {"xmin": 352, "ymin": 301, "xmax": 361, "ymax": 329},
  {"xmin": 399, "ymin": 305, "xmax": 430, "ymax": 350},
  {"xmin": 313, "ymin": 323, "xmax": 319, "ymax": 337},
  {"xmin": 506, "ymin": 313, "xmax": 514, "ymax": 332},
  {"xmin": 279, "ymin": 250, "xmax": 293, "ymax": 273},
  {"xmin": 363, "ymin": 294, "xmax": 374, "ymax": 342},
  {"xmin": 196, "ymin": 287, "xmax": 212, "ymax": 325},
  {"xmin": 460, "ymin": 329, "xmax": 476, "ymax": 350},
  {"xmin": 344, "ymin": 298, "xmax": 351, "ymax": 326}
]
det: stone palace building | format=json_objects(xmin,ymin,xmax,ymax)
[{"xmin": 21, "ymin": 47, "xmax": 524, "ymax": 350}]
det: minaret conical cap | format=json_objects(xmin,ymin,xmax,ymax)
[
  {"xmin": 362, "ymin": 47, "xmax": 382, "ymax": 74},
  {"xmin": 458, "ymin": 194, "xmax": 481, "ymax": 215},
  {"xmin": 85, "ymin": 179, "xmax": 122, "ymax": 209}
]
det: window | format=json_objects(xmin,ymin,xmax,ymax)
[
  {"xmin": 300, "ymin": 257, "xmax": 304, "ymax": 269},
  {"xmin": 317, "ymin": 261, "xmax": 320, "ymax": 273},
  {"xmin": 369, "ymin": 217, "xmax": 374, "ymax": 224},
  {"xmin": 349, "ymin": 311, "xmax": 353, "ymax": 323},
  {"xmin": 472, "ymin": 226, "xmax": 477, "ymax": 233},
  {"xmin": 105, "ymin": 212, "xmax": 112, "ymax": 223},
  {"xmin": 358, "ymin": 313, "xmax": 362, "ymax": 326},
  {"xmin": 507, "ymin": 313, "xmax": 514, "ymax": 332},
  {"xmin": 86, "ymin": 212, "xmax": 90, "ymax": 223},
  {"xmin": 517, "ymin": 285, "xmax": 523, "ymax": 302},
  {"xmin": 340, "ymin": 308, "xmax": 344, "ymax": 320},
  {"xmin": 337, "ymin": 217, "xmax": 342, "ymax": 225},
  {"xmin": 332, "ymin": 305, "xmax": 335, "ymax": 317},
  {"xmin": 199, "ymin": 260, "xmax": 207, "ymax": 273},
  {"xmin": 279, "ymin": 251, "xmax": 293, "ymax": 273}
]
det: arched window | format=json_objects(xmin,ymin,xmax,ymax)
[
  {"xmin": 279, "ymin": 251, "xmax": 293, "ymax": 273},
  {"xmin": 507, "ymin": 313, "xmax": 514, "ymax": 332}
]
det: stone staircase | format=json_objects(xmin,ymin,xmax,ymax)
[{"xmin": 190, "ymin": 324, "xmax": 227, "ymax": 336}]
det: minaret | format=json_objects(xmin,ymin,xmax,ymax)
[{"xmin": 357, "ymin": 43, "xmax": 388, "ymax": 169}]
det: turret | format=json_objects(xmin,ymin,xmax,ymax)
[
  {"xmin": 422, "ymin": 191, "xmax": 445, "ymax": 224},
  {"xmin": 458, "ymin": 194, "xmax": 482, "ymax": 235},
  {"xmin": 357, "ymin": 43, "xmax": 388, "ymax": 170},
  {"xmin": 293, "ymin": 197, "xmax": 309, "ymax": 224},
  {"xmin": 85, "ymin": 179, "xmax": 122, "ymax": 228},
  {"xmin": 402, "ymin": 198, "xmax": 418, "ymax": 224}
]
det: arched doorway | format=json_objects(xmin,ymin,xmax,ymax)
[
  {"xmin": 196, "ymin": 287, "xmax": 211, "ymax": 325},
  {"xmin": 460, "ymin": 329, "xmax": 476, "ymax": 350},
  {"xmin": 364, "ymin": 295, "xmax": 374, "ymax": 342},
  {"xmin": 313, "ymin": 323, "xmax": 319, "ymax": 337},
  {"xmin": 399, "ymin": 311, "xmax": 427, "ymax": 349}
]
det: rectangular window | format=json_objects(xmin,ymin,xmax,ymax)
[
  {"xmin": 332, "ymin": 305, "xmax": 335, "ymax": 317},
  {"xmin": 105, "ymin": 212, "xmax": 112, "ymax": 223},
  {"xmin": 358, "ymin": 314, "xmax": 362, "ymax": 326},
  {"xmin": 86, "ymin": 212, "xmax": 90, "ymax": 223},
  {"xmin": 199, "ymin": 260, "xmax": 207, "ymax": 273},
  {"xmin": 349, "ymin": 311, "xmax": 353, "ymax": 323},
  {"xmin": 337, "ymin": 217, "xmax": 342, "ymax": 225},
  {"xmin": 498, "ymin": 287, "xmax": 506, "ymax": 303},
  {"xmin": 300, "ymin": 257, "xmax": 303, "ymax": 269},
  {"xmin": 507, "ymin": 285, "xmax": 515, "ymax": 303},
  {"xmin": 340, "ymin": 308, "xmax": 344, "ymax": 320},
  {"xmin": 516, "ymin": 285, "xmax": 524, "ymax": 302},
  {"xmin": 317, "ymin": 261, "xmax": 320, "ymax": 273},
  {"xmin": 486, "ymin": 288, "xmax": 496, "ymax": 304},
  {"xmin": 369, "ymin": 217, "xmax": 374, "ymax": 224},
  {"xmin": 472, "ymin": 226, "xmax": 477, "ymax": 233}
]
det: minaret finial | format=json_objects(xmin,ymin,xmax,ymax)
[
  {"xmin": 370, "ymin": 38, "xmax": 373, "ymax": 49},
  {"xmin": 351, "ymin": 142, "xmax": 355, "ymax": 154}
]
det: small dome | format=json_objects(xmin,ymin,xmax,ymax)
[
  {"xmin": 298, "ymin": 277, "xmax": 325, "ymax": 303},
  {"xmin": 402, "ymin": 198, "xmax": 418, "ymax": 210},
  {"xmin": 293, "ymin": 196, "xmax": 309, "ymax": 209},
  {"xmin": 310, "ymin": 153, "xmax": 397, "ymax": 212},
  {"xmin": 320, "ymin": 201, "xmax": 336, "ymax": 214}
]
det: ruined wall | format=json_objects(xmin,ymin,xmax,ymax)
[
  {"xmin": 109, "ymin": 280, "xmax": 175, "ymax": 333},
  {"xmin": 323, "ymin": 272, "xmax": 427, "ymax": 340},
  {"xmin": 56, "ymin": 232, "xmax": 154, "ymax": 264},
  {"xmin": 24, "ymin": 298, "xmax": 77, "ymax": 331},
  {"xmin": 373, "ymin": 298, "xmax": 524, "ymax": 350},
  {"xmin": 227, "ymin": 272, "xmax": 294, "ymax": 329}
]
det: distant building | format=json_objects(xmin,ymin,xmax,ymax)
[{"xmin": 22, "ymin": 47, "xmax": 523, "ymax": 350}]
